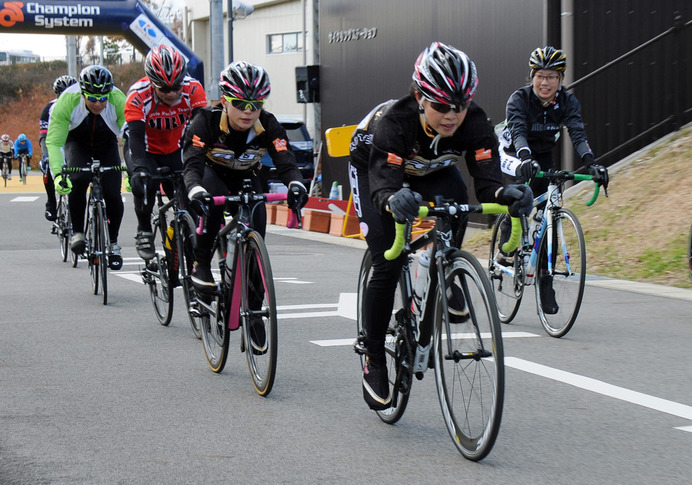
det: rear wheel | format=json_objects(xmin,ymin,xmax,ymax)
[
  {"xmin": 535, "ymin": 208, "xmax": 585, "ymax": 338},
  {"xmin": 489, "ymin": 214, "xmax": 523, "ymax": 323},
  {"xmin": 242, "ymin": 231, "xmax": 278, "ymax": 396},
  {"xmin": 434, "ymin": 250, "xmax": 504, "ymax": 461},
  {"xmin": 356, "ymin": 249, "xmax": 411, "ymax": 424}
]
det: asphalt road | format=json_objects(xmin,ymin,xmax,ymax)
[{"xmin": 1, "ymin": 176, "xmax": 691, "ymax": 484}]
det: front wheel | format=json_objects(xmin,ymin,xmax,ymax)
[
  {"xmin": 535, "ymin": 208, "xmax": 586, "ymax": 338},
  {"xmin": 20, "ymin": 157, "xmax": 27, "ymax": 184},
  {"xmin": 489, "ymin": 214, "xmax": 523, "ymax": 323},
  {"xmin": 242, "ymin": 231, "xmax": 278, "ymax": 396},
  {"xmin": 149, "ymin": 254, "xmax": 174, "ymax": 326},
  {"xmin": 356, "ymin": 248, "xmax": 411, "ymax": 424},
  {"xmin": 433, "ymin": 250, "xmax": 504, "ymax": 461},
  {"xmin": 200, "ymin": 243, "xmax": 230, "ymax": 373},
  {"xmin": 56, "ymin": 196, "xmax": 71, "ymax": 262}
]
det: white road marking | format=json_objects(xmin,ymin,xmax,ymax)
[
  {"xmin": 11, "ymin": 196, "xmax": 39, "ymax": 202},
  {"xmin": 505, "ymin": 357, "xmax": 692, "ymax": 429},
  {"xmin": 311, "ymin": 332, "xmax": 539, "ymax": 347}
]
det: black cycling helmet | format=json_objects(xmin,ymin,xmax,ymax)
[
  {"xmin": 53, "ymin": 75, "xmax": 77, "ymax": 96},
  {"xmin": 145, "ymin": 45, "xmax": 187, "ymax": 88},
  {"xmin": 529, "ymin": 46, "xmax": 567, "ymax": 73},
  {"xmin": 412, "ymin": 42, "xmax": 478, "ymax": 107},
  {"xmin": 218, "ymin": 61, "xmax": 271, "ymax": 100},
  {"xmin": 79, "ymin": 65, "xmax": 114, "ymax": 95}
]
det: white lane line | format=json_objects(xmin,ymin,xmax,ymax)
[
  {"xmin": 11, "ymin": 196, "xmax": 39, "ymax": 202},
  {"xmin": 277, "ymin": 303, "xmax": 337, "ymax": 310},
  {"xmin": 311, "ymin": 332, "xmax": 540, "ymax": 347},
  {"xmin": 675, "ymin": 426, "xmax": 692, "ymax": 433},
  {"xmin": 506, "ymin": 357, "xmax": 692, "ymax": 425}
]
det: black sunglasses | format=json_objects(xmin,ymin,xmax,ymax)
[
  {"xmin": 429, "ymin": 101, "xmax": 467, "ymax": 114},
  {"xmin": 156, "ymin": 84, "xmax": 182, "ymax": 93}
]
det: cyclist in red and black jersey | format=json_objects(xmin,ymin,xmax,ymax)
[
  {"xmin": 39, "ymin": 75, "xmax": 77, "ymax": 221},
  {"xmin": 124, "ymin": 45, "xmax": 207, "ymax": 261}
]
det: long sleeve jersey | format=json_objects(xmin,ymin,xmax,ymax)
[
  {"xmin": 505, "ymin": 85, "xmax": 593, "ymax": 160},
  {"xmin": 46, "ymin": 82, "xmax": 126, "ymax": 177},
  {"xmin": 349, "ymin": 95, "xmax": 505, "ymax": 213}
]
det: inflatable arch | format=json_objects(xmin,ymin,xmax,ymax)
[{"xmin": 0, "ymin": 0, "xmax": 204, "ymax": 83}]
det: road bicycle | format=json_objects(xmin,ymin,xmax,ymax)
[
  {"xmin": 488, "ymin": 170, "xmax": 605, "ymax": 337},
  {"xmin": 1, "ymin": 155, "xmax": 9, "ymax": 187},
  {"xmin": 17, "ymin": 153, "xmax": 29, "ymax": 184},
  {"xmin": 354, "ymin": 199, "xmax": 520, "ymax": 461},
  {"xmin": 63, "ymin": 161, "xmax": 127, "ymax": 305},
  {"xmin": 137, "ymin": 167, "xmax": 200, "ymax": 337},
  {"xmin": 193, "ymin": 180, "xmax": 299, "ymax": 396},
  {"xmin": 51, "ymin": 193, "xmax": 76, "ymax": 264}
]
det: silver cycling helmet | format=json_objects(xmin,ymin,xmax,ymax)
[{"xmin": 412, "ymin": 42, "xmax": 478, "ymax": 108}]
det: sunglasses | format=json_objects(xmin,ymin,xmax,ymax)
[
  {"xmin": 156, "ymin": 84, "xmax": 182, "ymax": 93},
  {"xmin": 224, "ymin": 96, "xmax": 265, "ymax": 112},
  {"xmin": 84, "ymin": 93, "xmax": 108, "ymax": 103},
  {"xmin": 429, "ymin": 101, "xmax": 467, "ymax": 114}
]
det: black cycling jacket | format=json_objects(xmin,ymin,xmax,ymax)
[
  {"xmin": 505, "ymin": 85, "xmax": 593, "ymax": 160},
  {"xmin": 350, "ymin": 95, "xmax": 504, "ymax": 213}
]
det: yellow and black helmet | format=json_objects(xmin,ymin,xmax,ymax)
[{"xmin": 529, "ymin": 46, "xmax": 567, "ymax": 74}]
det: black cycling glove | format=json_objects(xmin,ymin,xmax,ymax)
[
  {"xmin": 287, "ymin": 181, "xmax": 308, "ymax": 211},
  {"xmin": 497, "ymin": 184, "xmax": 534, "ymax": 217},
  {"xmin": 387, "ymin": 187, "xmax": 422, "ymax": 223}
]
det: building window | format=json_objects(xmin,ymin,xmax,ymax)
[{"xmin": 267, "ymin": 33, "xmax": 303, "ymax": 54}]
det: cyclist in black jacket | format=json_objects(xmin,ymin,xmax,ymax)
[
  {"xmin": 497, "ymin": 46, "xmax": 608, "ymax": 314},
  {"xmin": 349, "ymin": 42, "xmax": 533, "ymax": 411},
  {"xmin": 182, "ymin": 61, "xmax": 308, "ymax": 293}
]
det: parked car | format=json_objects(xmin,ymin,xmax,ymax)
[{"xmin": 259, "ymin": 118, "xmax": 315, "ymax": 191}]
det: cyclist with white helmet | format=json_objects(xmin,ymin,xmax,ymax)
[
  {"xmin": 182, "ymin": 61, "xmax": 308, "ymax": 293},
  {"xmin": 39, "ymin": 75, "xmax": 77, "ymax": 221},
  {"xmin": 13, "ymin": 134, "xmax": 33, "ymax": 181},
  {"xmin": 496, "ymin": 46, "xmax": 608, "ymax": 314},
  {"xmin": 349, "ymin": 42, "xmax": 533, "ymax": 411},
  {"xmin": 46, "ymin": 65, "xmax": 127, "ymax": 270},
  {"xmin": 123, "ymin": 45, "xmax": 207, "ymax": 261},
  {"xmin": 0, "ymin": 134, "xmax": 13, "ymax": 180}
]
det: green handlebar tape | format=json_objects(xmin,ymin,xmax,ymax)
[
  {"xmin": 480, "ymin": 204, "xmax": 520, "ymax": 254},
  {"xmin": 573, "ymin": 173, "xmax": 591, "ymax": 181},
  {"xmin": 586, "ymin": 183, "xmax": 601, "ymax": 206},
  {"xmin": 384, "ymin": 221, "xmax": 407, "ymax": 260}
]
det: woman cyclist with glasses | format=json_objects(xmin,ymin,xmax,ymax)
[
  {"xmin": 123, "ymin": 45, "xmax": 207, "ymax": 261},
  {"xmin": 496, "ymin": 46, "xmax": 609, "ymax": 314},
  {"xmin": 348, "ymin": 42, "xmax": 533, "ymax": 410},
  {"xmin": 182, "ymin": 61, "xmax": 308, "ymax": 293},
  {"xmin": 46, "ymin": 65, "xmax": 127, "ymax": 270}
]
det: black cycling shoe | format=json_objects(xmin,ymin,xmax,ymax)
[
  {"xmin": 248, "ymin": 316, "xmax": 267, "ymax": 355},
  {"xmin": 191, "ymin": 261, "xmax": 217, "ymax": 294},
  {"xmin": 135, "ymin": 231, "xmax": 156, "ymax": 260},
  {"xmin": 447, "ymin": 283, "xmax": 470, "ymax": 323},
  {"xmin": 45, "ymin": 205, "xmax": 57, "ymax": 221},
  {"xmin": 108, "ymin": 243, "xmax": 123, "ymax": 270},
  {"xmin": 362, "ymin": 355, "xmax": 391, "ymax": 410},
  {"xmin": 539, "ymin": 275, "xmax": 559, "ymax": 314}
]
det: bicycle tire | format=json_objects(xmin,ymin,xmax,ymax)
[
  {"xmin": 56, "ymin": 197, "xmax": 70, "ymax": 262},
  {"xmin": 535, "ymin": 208, "xmax": 586, "ymax": 338},
  {"xmin": 200, "ymin": 244, "xmax": 230, "ymax": 373},
  {"xmin": 20, "ymin": 157, "xmax": 26, "ymax": 184},
  {"xmin": 99, "ymin": 204, "xmax": 109, "ymax": 306},
  {"xmin": 178, "ymin": 213, "xmax": 201, "ymax": 339},
  {"xmin": 433, "ymin": 250, "xmax": 504, "ymax": 461},
  {"xmin": 489, "ymin": 214, "xmax": 523, "ymax": 323},
  {"xmin": 147, "ymin": 214, "xmax": 174, "ymax": 326},
  {"xmin": 356, "ymin": 248, "xmax": 411, "ymax": 424},
  {"xmin": 87, "ymin": 205, "xmax": 99, "ymax": 295},
  {"xmin": 242, "ymin": 230, "xmax": 278, "ymax": 396}
]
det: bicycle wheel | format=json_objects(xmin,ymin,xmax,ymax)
[
  {"xmin": 20, "ymin": 157, "xmax": 26, "ymax": 184},
  {"xmin": 86, "ymin": 206, "xmax": 99, "ymax": 295},
  {"xmin": 56, "ymin": 197, "xmax": 70, "ymax": 262},
  {"xmin": 488, "ymin": 214, "xmax": 523, "ymax": 323},
  {"xmin": 200, "ymin": 244, "xmax": 230, "ymax": 373},
  {"xmin": 356, "ymin": 249, "xmax": 411, "ymax": 424},
  {"xmin": 433, "ymin": 250, "xmax": 504, "ymax": 461},
  {"xmin": 242, "ymin": 230, "xmax": 278, "ymax": 396},
  {"xmin": 535, "ymin": 208, "xmax": 586, "ymax": 338},
  {"xmin": 147, "ymin": 216, "xmax": 174, "ymax": 325},
  {"xmin": 99, "ymin": 204, "xmax": 109, "ymax": 305},
  {"xmin": 178, "ymin": 213, "xmax": 201, "ymax": 339}
]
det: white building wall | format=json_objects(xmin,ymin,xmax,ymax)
[{"xmin": 182, "ymin": 0, "xmax": 319, "ymax": 142}]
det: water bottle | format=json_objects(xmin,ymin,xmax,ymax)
[
  {"xmin": 413, "ymin": 248, "xmax": 432, "ymax": 311},
  {"xmin": 329, "ymin": 181, "xmax": 339, "ymax": 200}
]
